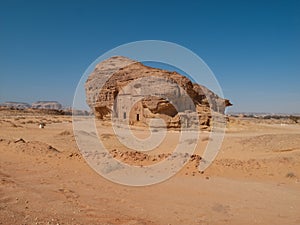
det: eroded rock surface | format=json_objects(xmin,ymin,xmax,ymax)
[{"xmin": 85, "ymin": 56, "xmax": 231, "ymax": 129}]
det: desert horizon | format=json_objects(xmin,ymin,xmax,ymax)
[{"xmin": 1, "ymin": 1, "xmax": 300, "ymax": 224}]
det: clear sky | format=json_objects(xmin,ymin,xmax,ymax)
[{"xmin": 0, "ymin": 0, "xmax": 299, "ymax": 113}]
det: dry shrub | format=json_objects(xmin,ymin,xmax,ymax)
[
  {"xmin": 59, "ymin": 130, "xmax": 71, "ymax": 136},
  {"xmin": 286, "ymin": 172, "xmax": 296, "ymax": 178}
]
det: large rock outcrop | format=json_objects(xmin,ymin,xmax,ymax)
[
  {"xmin": 85, "ymin": 56, "xmax": 232, "ymax": 129},
  {"xmin": 31, "ymin": 101, "xmax": 62, "ymax": 110},
  {"xmin": 1, "ymin": 102, "xmax": 31, "ymax": 109}
]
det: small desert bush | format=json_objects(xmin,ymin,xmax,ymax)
[
  {"xmin": 289, "ymin": 116, "xmax": 299, "ymax": 123},
  {"xmin": 14, "ymin": 116, "xmax": 25, "ymax": 121},
  {"xmin": 59, "ymin": 130, "xmax": 71, "ymax": 136},
  {"xmin": 286, "ymin": 172, "xmax": 296, "ymax": 178}
]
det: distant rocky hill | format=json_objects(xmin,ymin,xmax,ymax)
[
  {"xmin": 1, "ymin": 101, "xmax": 62, "ymax": 110},
  {"xmin": 31, "ymin": 101, "xmax": 62, "ymax": 110},
  {"xmin": 85, "ymin": 56, "xmax": 232, "ymax": 129},
  {"xmin": 1, "ymin": 102, "xmax": 31, "ymax": 109},
  {"xmin": 0, "ymin": 101, "xmax": 89, "ymax": 116}
]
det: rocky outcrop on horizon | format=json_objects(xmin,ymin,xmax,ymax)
[
  {"xmin": 1, "ymin": 101, "xmax": 63, "ymax": 110},
  {"xmin": 1, "ymin": 102, "xmax": 31, "ymax": 109},
  {"xmin": 31, "ymin": 101, "xmax": 62, "ymax": 110},
  {"xmin": 0, "ymin": 101, "xmax": 92, "ymax": 116}
]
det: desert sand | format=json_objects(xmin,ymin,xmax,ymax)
[{"xmin": 1, "ymin": 111, "xmax": 300, "ymax": 225}]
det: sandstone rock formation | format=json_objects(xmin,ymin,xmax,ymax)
[
  {"xmin": 31, "ymin": 101, "xmax": 62, "ymax": 110},
  {"xmin": 1, "ymin": 102, "xmax": 31, "ymax": 109},
  {"xmin": 85, "ymin": 56, "xmax": 232, "ymax": 129}
]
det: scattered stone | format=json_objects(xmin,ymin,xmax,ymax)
[
  {"xmin": 47, "ymin": 145, "xmax": 60, "ymax": 153},
  {"xmin": 68, "ymin": 152, "xmax": 80, "ymax": 158},
  {"xmin": 58, "ymin": 130, "xmax": 71, "ymax": 136},
  {"xmin": 286, "ymin": 172, "xmax": 296, "ymax": 178},
  {"xmin": 14, "ymin": 138, "xmax": 25, "ymax": 143},
  {"xmin": 39, "ymin": 122, "xmax": 46, "ymax": 128}
]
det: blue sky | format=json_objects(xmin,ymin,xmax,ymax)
[{"xmin": 0, "ymin": 0, "xmax": 299, "ymax": 113}]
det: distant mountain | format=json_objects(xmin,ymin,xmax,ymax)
[
  {"xmin": 31, "ymin": 101, "xmax": 62, "ymax": 110},
  {"xmin": 1, "ymin": 102, "xmax": 31, "ymax": 109},
  {"xmin": 0, "ymin": 101, "xmax": 91, "ymax": 116},
  {"xmin": 1, "ymin": 101, "xmax": 62, "ymax": 110}
]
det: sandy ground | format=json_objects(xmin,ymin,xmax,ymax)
[{"xmin": 0, "ymin": 114, "xmax": 300, "ymax": 224}]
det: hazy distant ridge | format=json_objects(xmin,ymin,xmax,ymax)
[{"xmin": 1, "ymin": 101, "xmax": 62, "ymax": 110}]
